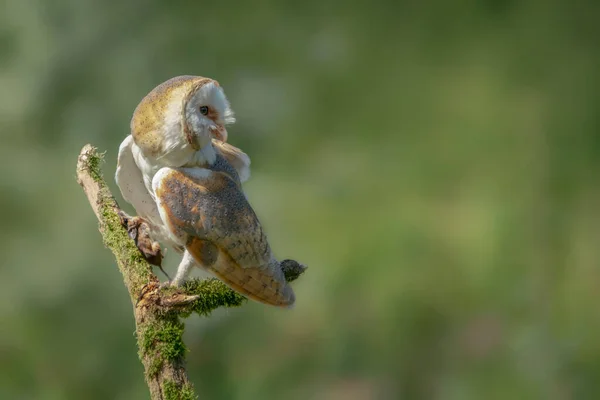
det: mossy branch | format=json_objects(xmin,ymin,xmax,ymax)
[{"xmin": 76, "ymin": 144, "xmax": 304, "ymax": 400}]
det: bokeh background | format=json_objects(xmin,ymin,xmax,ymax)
[{"xmin": 2, "ymin": 0, "xmax": 600, "ymax": 399}]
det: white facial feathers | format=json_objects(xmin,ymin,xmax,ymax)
[
  {"xmin": 157, "ymin": 81, "xmax": 235, "ymax": 167},
  {"xmin": 182, "ymin": 82, "xmax": 235, "ymax": 158},
  {"xmin": 185, "ymin": 81, "xmax": 236, "ymax": 128}
]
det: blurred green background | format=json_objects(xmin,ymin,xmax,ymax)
[{"xmin": 1, "ymin": 0, "xmax": 600, "ymax": 399}]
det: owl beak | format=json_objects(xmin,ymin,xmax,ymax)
[
  {"xmin": 211, "ymin": 125, "xmax": 228, "ymax": 142},
  {"xmin": 185, "ymin": 124, "xmax": 228, "ymax": 151}
]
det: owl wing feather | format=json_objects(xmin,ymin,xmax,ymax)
[
  {"xmin": 115, "ymin": 135, "xmax": 162, "ymax": 224},
  {"xmin": 152, "ymin": 167, "xmax": 294, "ymax": 307},
  {"xmin": 116, "ymin": 136, "xmax": 250, "ymax": 240},
  {"xmin": 212, "ymin": 139, "xmax": 251, "ymax": 183}
]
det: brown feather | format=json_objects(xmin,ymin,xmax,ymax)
[
  {"xmin": 212, "ymin": 140, "xmax": 251, "ymax": 182},
  {"xmin": 154, "ymin": 167, "xmax": 294, "ymax": 307}
]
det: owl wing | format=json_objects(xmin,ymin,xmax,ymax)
[
  {"xmin": 212, "ymin": 139, "xmax": 251, "ymax": 183},
  {"xmin": 152, "ymin": 167, "xmax": 294, "ymax": 307},
  {"xmin": 115, "ymin": 135, "xmax": 161, "ymax": 224}
]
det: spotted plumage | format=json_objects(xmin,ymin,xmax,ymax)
[{"xmin": 153, "ymin": 167, "xmax": 293, "ymax": 306}]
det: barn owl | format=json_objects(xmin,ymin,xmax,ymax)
[{"xmin": 115, "ymin": 76, "xmax": 296, "ymax": 307}]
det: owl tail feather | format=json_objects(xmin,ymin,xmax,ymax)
[{"xmin": 186, "ymin": 243, "xmax": 295, "ymax": 308}]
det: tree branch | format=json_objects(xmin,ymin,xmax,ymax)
[{"xmin": 76, "ymin": 144, "xmax": 305, "ymax": 400}]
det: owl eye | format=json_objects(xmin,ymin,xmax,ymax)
[{"xmin": 199, "ymin": 106, "xmax": 209, "ymax": 115}]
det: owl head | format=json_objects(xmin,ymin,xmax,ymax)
[{"xmin": 130, "ymin": 75, "xmax": 235, "ymax": 166}]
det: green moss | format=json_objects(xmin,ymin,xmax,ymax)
[
  {"xmin": 140, "ymin": 325, "xmax": 157, "ymax": 353},
  {"xmin": 99, "ymin": 198, "xmax": 152, "ymax": 291},
  {"xmin": 157, "ymin": 319, "xmax": 187, "ymax": 360},
  {"xmin": 182, "ymin": 278, "xmax": 246, "ymax": 316},
  {"xmin": 147, "ymin": 356, "xmax": 163, "ymax": 378},
  {"xmin": 140, "ymin": 317, "xmax": 187, "ymax": 379},
  {"xmin": 162, "ymin": 380, "xmax": 178, "ymax": 400},
  {"xmin": 163, "ymin": 380, "xmax": 197, "ymax": 400},
  {"xmin": 83, "ymin": 146, "xmax": 152, "ymax": 296},
  {"xmin": 141, "ymin": 318, "xmax": 187, "ymax": 359},
  {"xmin": 86, "ymin": 149, "xmax": 105, "ymax": 183},
  {"xmin": 180, "ymin": 383, "xmax": 197, "ymax": 400}
]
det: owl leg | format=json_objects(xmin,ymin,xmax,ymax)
[{"xmin": 169, "ymin": 250, "xmax": 196, "ymax": 287}]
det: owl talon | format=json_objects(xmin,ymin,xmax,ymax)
[{"xmin": 134, "ymin": 282, "xmax": 158, "ymax": 307}]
